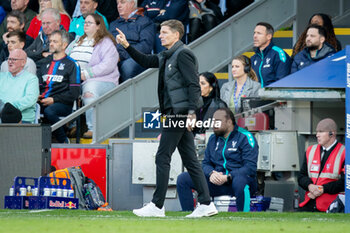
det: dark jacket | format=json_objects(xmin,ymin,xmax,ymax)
[
  {"xmin": 194, "ymin": 95, "xmax": 227, "ymax": 134},
  {"xmin": 202, "ymin": 124, "xmax": 258, "ymax": 178},
  {"xmin": 153, "ymin": 0, "xmax": 189, "ymax": 26},
  {"xmin": 251, "ymin": 42, "xmax": 291, "ymax": 87},
  {"xmin": 141, "ymin": 0, "xmax": 167, "ymax": 20},
  {"xmin": 25, "ymin": 26, "xmax": 74, "ymax": 65},
  {"xmin": 109, "ymin": 10, "xmax": 155, "ymax": 61},
  {"xmin": 126, "ymin": 40, "xmax": 202, "ymax": 114},
  {"xmin": 38, "ymin": 55, "xmax": 81, "ymax": 106},
  {"xmin": 291, "ymin": 42, "xmax": 335, "ymax": 73}
]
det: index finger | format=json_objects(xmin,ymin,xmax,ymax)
[{"xmin": 116, "ymin": 28, "xmax": 124, "ymax": 36}]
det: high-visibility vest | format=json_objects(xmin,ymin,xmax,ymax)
[{"xmin": 299, "ymin": 143, "xmax": 345, "ymax": 212}]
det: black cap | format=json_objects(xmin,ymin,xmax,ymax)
[{"xmin": 1, "ymin": 103, "xmax": 22, "ymax": 123}]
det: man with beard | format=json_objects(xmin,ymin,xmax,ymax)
[
  {"xmin": 37, "ymin": 29, "xmax": 80, "ymax": 143},
  {"xmin": 2, "ymin": 10, "xmax": 33, "ymax": 47},
  {"xmin": 69, "ymin": 0, "xmax": 109, "ymax": 38},
  {"xmin": 291, "ymin": 24, "xmax": 335, "ymax": 73},
  {"xmin": 176, "ymin": 108, "xmax": 259, "ymax": 212},
  {"xmin": 0, "ymin": 10, "xmax": 33, "ymax": 63},
  {"xmin": 0, "ymin": 0, "xmax": 36, "ymax": 43}
]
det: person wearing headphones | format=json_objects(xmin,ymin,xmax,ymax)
[
  {"xmin": 220, "ymin": 55, "xmax": 261, "ymax": 114},
  {"xmin": 298, "ymin": 118, "xmax": 345, "ymax": 212}
]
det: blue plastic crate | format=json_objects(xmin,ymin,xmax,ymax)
[
  {"xmin": 4, "ymin": 176, "xmax": 79, "ymax": 210},
  {"xmin": 4, "ymin": 177, "xmax": 38, "ymax": 209}
]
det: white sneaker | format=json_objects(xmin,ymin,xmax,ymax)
[
  {"xmin": 132, "ymin": 202, "xmax": 165, "ymax": 217},
  {"xmin": 186, "ymin": 202, "xmax": 218, "ymax": 218}
]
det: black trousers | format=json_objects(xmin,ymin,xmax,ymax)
[{"xmin": 151, "ymin": 117, "xmax": 211, "ymax": 208}]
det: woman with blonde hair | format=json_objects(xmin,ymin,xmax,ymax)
[
  {"xmin": 220, "ymin": 55, "xmax": 261, "ymax": 114},
  {"xmin": 26, "ymin": 0, "xmax": 71, "ymax": 39}
]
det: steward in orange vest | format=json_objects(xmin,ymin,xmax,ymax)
[{"xmin": 298, "ymin": 118, "xmax": 345, "ymax": 212}]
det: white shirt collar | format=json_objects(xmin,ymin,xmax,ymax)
[{"xmin": 322, "ymin": 140, "xmax": 337, "ymax": 151}]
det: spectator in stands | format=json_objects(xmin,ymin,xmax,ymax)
[
  {"xmin": 221, "ymin": 55, "xmax": 260, "ymax": 114},
  {"xmin": 250, "ymin": 22, "xmax": 291, "ymax": 87},
  {"xmin": 293, "ymin": 13, "xmax": 341, "ymax": 57},
  {"xmin": 26, "ymin": 8, "xmax": 73, "ymax": 65},
  {"xmin": 1, "ymin": 10, "xmax": 34, "ymax": 47},
  {"xmin": 117, "ymin": 19, "xmax": 217, "ymax": 218},
  {"xmin": 67, "ymin": 13, "xmax": 119, "ymax": 139},
  {"xmin": 26, "ymin": 0, "xmax": 70, "ymax": 39},
  {"xmin": 0, "ymin": 49, "xmax": 39, "ymax": 123},
  {"xmin": 109, "ymin": 0, "xmax": 155, "ymax": 82},
  {"xmin": 188, "ymin": 0, "xmax": 223, "ymax": 42},
  {"xmin": 37, "ymin": 29, "xmax": 80, "ymax": 143},
  {"xmin": 153, "ymin": 0, "xmax": 189, "ymax": 27},
  {"xmin": 69, "ymin": 0, "xmax": 109, "ymax": 38},
  {"xmin": 0, "ymin": 0, "xmax": 37, "ymax": 44},
  {"xmin": 193, "ymin": 72, "xmax": 226, "ymax": 134},
  {"xmin": 1, "ymin": 102, "xmax": 23, "ymax": 123},
  {"xmin": 140, "ymin": 0, "xmax": 166, "ymax": 20},
  {"xmin": 0, "ymin": 11, "xmax": 34, "ymax": 64},
  {"xmin": 177, "ymin": 108, "xmax": 258, "ymax": 211},
  {"xmin": 1, "ymin": 31, "xmax": 36, "ymax": 74},
  {"xmin": 298, "ymin": 118, "xmax": 345, "ymax": 212},
  {"xmin": 68, "ymin": 0, "xmax": 118, "ymax": 23},
  {"xmin": 291, "ymin": 25, "xmax": 335, "ymax": 73}
]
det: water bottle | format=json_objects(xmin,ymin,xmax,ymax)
[
  {"xmin": 33, "ymin": 187, "xmax": 38, "ymax": 196},
  {"xmin": 56, "ymin": 185, "xmax": 63, "ymax": 197},
  {"xmin": 51, "ymin": 185, "xmax": 57, "ymax": 197},
  {"xmin": 62, "ymin": 188, "xmax": 68, "ymax": 198},
  {"xmin": 19, "ymin": 185, "xmax": 26, "ymax": 196},
  {"xmin": 68, "ymin": 189, "xmax": 74, "ymax": 198},
  {"xmin": 9, "ymin": 185, "xmax": 14, "ymax": 196},
  {"xmin": 26, "ymin": 186, "xmax": 33, "ymax": 196},
  {"xmin": 294, "ymin": 189, "xmax": 300, "ymax": 209},
  {"xmin": 43, "ymin": 185, "xmax": 50, "ymax": 196}
]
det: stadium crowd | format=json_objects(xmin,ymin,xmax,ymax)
[{"xmin": 0, "ymin": 0, "xmax": 345, "ymax": 214}]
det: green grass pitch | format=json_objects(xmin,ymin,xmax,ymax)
[{"xmin": 0, "ymin": 210, "xmax": 349, "ymax": 233}]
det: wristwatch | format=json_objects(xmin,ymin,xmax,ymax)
[{"xmin": 227, "ymin": 174, "xmax": 232, "ymax": 183}]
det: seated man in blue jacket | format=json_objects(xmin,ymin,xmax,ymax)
[
  {"xmin": 177, "ymin": 108, "xmax": 258, "ymax": 211},
  {"xmin": 109, "ymin": 0, "xmax": 155, "ymax": 82},
  {"xmin": 251, "ymin": 22, "xmax": 291, "ymax": 87},
  {"xmin": 291, "ymin": 24, "xmax": 335, "ymax": 73}
]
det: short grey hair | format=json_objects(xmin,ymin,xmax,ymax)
[
  {"xmin": 41, "ymin": 8, "xmax": 61, "ymax": 23},
  {"xmin": 51, "ymin": 30, "xmax": 70, "ymax": 44},
  {"xmin": 127, "ymin": 0, "xmax": 137, "ymax": 8}
]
